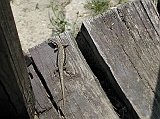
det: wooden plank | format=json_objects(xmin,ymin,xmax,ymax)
[
  {"xmin": 76, "ymin": 0, "xmax": 160, "ymax": 118},
  {"xmin": 29, "ymin": 31, "xmax": 119, "ymax": 119},
  {"xmin": 28, "ymin": 64, "xmax": 61, "ymax": 119},
  {"xmin": 0, "ymin": 0, "xmax": 35, "ymax": 118}
]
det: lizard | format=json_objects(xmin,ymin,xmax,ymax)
[{"xmin": 48, "ymin": 38, "xmax": 68, "ymax": 108}]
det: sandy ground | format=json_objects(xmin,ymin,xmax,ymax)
[{"xmin": 10, "ymin": 0, "xmax": 134, "ymax": 54}]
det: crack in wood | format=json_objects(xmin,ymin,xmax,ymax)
[
  {"xmin": 31, "ymin": 57, "xmax": 66, "ymax": 118},
  {"xmin": 121, "ymin": 44, "xmax": 155, "ymax": 94}
]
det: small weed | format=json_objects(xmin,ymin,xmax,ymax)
[
  {"xmin": 48, "ymin": 1, "xmax": 81, "ymax": 37},
  {"xmin": 118, "ymin": 0, "xmax": 128, "ymax": 5},
  {"xmin": 85, "ymin": 0, "xmax": 159, "ymax": 16},
  {"xmin": 152, "ymin": 0, "xmax": 158, "ymax": 6},
  {"xmin": 84, "ymin": 0, "xmax": 110, "ymax": 15},
  {"xmin": 35, "ymin": 3, "xmax": 39, "ymax": 10},
  {"xmin": 68, "ymin": 11, "xmax": 82, "ymax": 37},
  {"xmin": 48, "ymin": 2, "xmax": 70, "ymax": 35}
]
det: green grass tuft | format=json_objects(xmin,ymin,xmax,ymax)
[{"xmin": 84, "ymin": 0, "xmax": 110, "ymax": 15}]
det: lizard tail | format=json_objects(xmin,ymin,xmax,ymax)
[{"xmin": 60, "ymin": 76, "xmax": 65, "ymax": 107}]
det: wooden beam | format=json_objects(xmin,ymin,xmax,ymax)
[
  {"xmin": 76, "ymin": 0, "xmax": 160, "ymax": 118},
  {"xmin": 0, "ymin": 1, "xmax": 35, "ymax": 118},
  {"xmin": 29, "ymin": 31, "xmax": 119, "ymax": 119}
]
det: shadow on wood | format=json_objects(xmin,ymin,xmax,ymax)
[
  {"xmin": 0, "ymin": 0, "xmax": 35, "ymax": 118},
  {"xmin": 151, "ymin": 67, "xmax": 160, "ymax": 119},
  {"xmin": 157, "ymin": 0, "xmax": 160, "ymax": 13}
]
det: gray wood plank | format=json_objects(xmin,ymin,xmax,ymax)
[
  {"xmin": 77, "ymin": 0, "xmax": 160, "ymax": 118},
  {"xmin": 29, "ymin": 31, "xmax": 119, "ymax": 119},
  {"xmin": 28, "ymin": 64, "xmax": 61, "ymax": 119}
]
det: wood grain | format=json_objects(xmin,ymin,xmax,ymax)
[
  {"xmin": 29, "ymin": 31, "xmax": 119, "ymax": 119},
  {"xmin": 28, "ymin": 64, "xmax": 61, "ymax": 119},
  {"xmin": 77, "ymin": 0, "xmax": 160, "ymax": 118}
]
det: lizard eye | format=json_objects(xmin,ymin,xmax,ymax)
[
  {"xmin": 48, "ymin": 41, "xmax": 57, "ymax": 49},
  {"xmin": 53, "ymin": 43, "xmax": 58, "ymax": 47}
]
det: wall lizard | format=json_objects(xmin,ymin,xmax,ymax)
[{"xmin": 49, "ymin": 38, "xmax": 68, "ymax": 108}]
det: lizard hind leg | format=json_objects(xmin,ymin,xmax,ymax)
[
  {"xmin": 63, "ymin": 66, "xmax": 71, "ymax": 77},
  {"xmin": 53, "ymin": 67, "xmax": 59, "ymax": 77}
]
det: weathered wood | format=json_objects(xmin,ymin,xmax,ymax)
[
  {"xmin": 28, "ymin": 64, "xmax": 61, "ymax": 119},
  {"xmin": 0, "ymin": 0, "xmax": 35, "ymax": 118},
  {"xmin": 76, "ymin": 0, "xmax": 160, "ymax": 119},
  {"xmin": 29, "ymin": 31, "xmax": 119, "ymax": 119}
]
